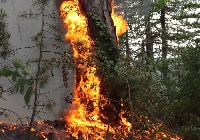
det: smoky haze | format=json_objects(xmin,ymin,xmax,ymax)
[
  {"xmin": 0, "ymin": 0, "xmax": 73, "ymax": 123},
  {"xmin": 54, "ymin": 0, "xmax": 65, "ymax": 10}
]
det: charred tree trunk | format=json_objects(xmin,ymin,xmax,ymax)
[
  {"xmin": 161, "ymin": 5, "xmax": 168, "ymax": 80},
  {"xmin": 79, "ymin": 0, "xmax": 122, "ymax": 126}
]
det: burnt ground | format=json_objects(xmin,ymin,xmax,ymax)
[
  {"xmin": 0, "ymin": 120, "xmax": 77, "ymax": 140},
  {"xmin": 0, "ymin": 120, "xmax": 134, "ymax": 140}
]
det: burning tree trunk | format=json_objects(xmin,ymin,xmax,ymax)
[
  {"xmin": 79, "ymin": 0, "xmax": 122, "ymax": 126},
  {"xmin": 79, "ymin": 0, "xmax": 117, "ymax": 43},
  {"xmin": 60, "ymin": 0, "xmax": 130, "ymax": 138}
]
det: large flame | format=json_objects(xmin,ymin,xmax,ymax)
[
  {"xmin": 60, "ymin": 0, "xmax": 130, "ymax": 139},
  {"xmin": 60, "ymin": 0, "xmax": 181, "ymax": 139}
]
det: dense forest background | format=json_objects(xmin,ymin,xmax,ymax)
[
  {"xmin": 115, "ymin": 0, "xmax": 200, "ymax": 139},
  {"xmin": 0, "ymin": 0, "xmax": 200, "ymax": 139}
]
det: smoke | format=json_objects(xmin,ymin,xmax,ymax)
[
  {"xmin": 54, "ymin": 0, "xmax": 65, "ymax": 10},
  {"xmin": 0, "ymin": 0, "xmax": 72, "ymax": 123}
]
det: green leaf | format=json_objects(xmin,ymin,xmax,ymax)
[
  {"xmin": 12, "ymin": 59, "xmax": 25, "ymax": 69},
  {"xmin": 15, "ymin": 79, "xmax": 26, "ymax": 93},
  {"xmin": 26, "ymin": 60, "xmax": 31, "ymax": 68},
  {"xmin": 12, "ymin": 71, "xmax": 22, "ymax": 82},
  {"xmin": 0, "ymin": 67, "xmax": 14, "ymax": 77},
  {"xmin": 12, "ymin": 73, "xmax": 17, "ymax": 82},
  {"xmin": 20, "ymin": 83, "xmax": 25, "ymax": 94},
  {"xmin": 16, "ymin": 70, "xmax": 22, "ymax": 77},
  {"xmin": 24, "ymin": 85, "xmax": 34, "ymax": 105},
  {"xmin": 26, "ymin": 79, "xmax": 33, "ymax": 86},
  {"xmin": 151, "ymin": 0, "xmax": 170, "ymax": 13},
  {"xmin": 22, "ymin": 68, "xmax": 30, "ymax": 75}
]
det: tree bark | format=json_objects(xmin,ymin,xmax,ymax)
[
  {"xmin": 79, "ymin": 0, "xmax": 117, "ymax": 45},
  {"xmin": 161, "ymin": 5, "xmax": 168, "ymax": 80},
  {"xmin": 145, "ymin": 17, "xmax": 154, "ymax": 59},
  {"xmin": 79, "ymin": 0, "xmax": 122, "ymax": 126}
]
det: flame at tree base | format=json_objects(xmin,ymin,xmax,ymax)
[
  {"xmin": 60, "ymin": 0, "xmax": 131, "ymax": 139},
  {"xmin": 60, "ymin": 0, "xmax": 182, "ymax": 139}
]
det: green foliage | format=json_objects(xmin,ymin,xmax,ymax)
[
  {"xmin": 0, "ymin": 67, "xmax": 14, "ymax": 77},
  {"xmin": 12, "ymin": 59, "xmax": 25, "ymax": 69},
  {"xmin": 90, "ymin": 13, "xmax": 119, "ymax": 79},
  {"xmin": 129, "ymin": 65, "xmax": 168, "ymax": 116},
  {"xmin": 0, "ymin": 59, "xmax": 34, "ymax": 104},
  {"xmin": 166, "ymin": 44, "xmax": 200, "ymax": 139},
  {"xmin": 182, "ymin": 2, "xmax": 200, "ymax": 9},
  {"xmin": 151, "ymin": 0, "xmax": 170, "ymax": 13},
  {"xmin": 97, "ymin": 0, "xmax": 200, "ymax": 139},
  {"xmin": 24, "ymin": 85, "xmax": 34, "ymax": 105}
]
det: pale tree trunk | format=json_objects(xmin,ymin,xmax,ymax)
[{"xmin": 79, "ymin": 0, "xmax": 122, "ymax": 126}]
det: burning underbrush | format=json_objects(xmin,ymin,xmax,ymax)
[
  {"xmin": 0, "ymin": 117, "xmax": 181, "ymax": 140},
  {"xmin": 0, "ymin": 120, "xmax": 132, "ymax": 140},
  {"xmin": 0, "ymin": 120, "xmax": 78, "ymax": 140},
  {"xmin": 0, "ymin": 120, "xmax": 66, "ymax": 140}
]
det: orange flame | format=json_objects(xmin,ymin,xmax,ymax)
[
  {"xmin": 60, "ymin": 0, "xmax": 130, "ymax": 139},
  {"xmin": 0, "ymin": 129, "xmax": 4, "ymax": 133},
  {"xmin": 111, "ymin": 2, "xmax": 128, "ymax": 37},
  {"xmin": 60, "ymin": 0, "xmax": 181, "ymax": 139}
]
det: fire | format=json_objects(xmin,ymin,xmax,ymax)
[
  {"xmin": 60, "ymin": 0, "xmax": 181, "ymax": 139},
  {"xmin": 111, "ymin": 2, "xmax": 128, "ymax": 37},
  {"xmin": 0, "ymin": 129, "xmax": 4, "ymax": 133},
  {"xmin": 60, "ymin": 0, "xmax": 130, "ymax": 139}
]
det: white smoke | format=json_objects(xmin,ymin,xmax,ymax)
[{"xmin": 0, "ymin": 0, "xmax": 73, "ymax": 123}]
